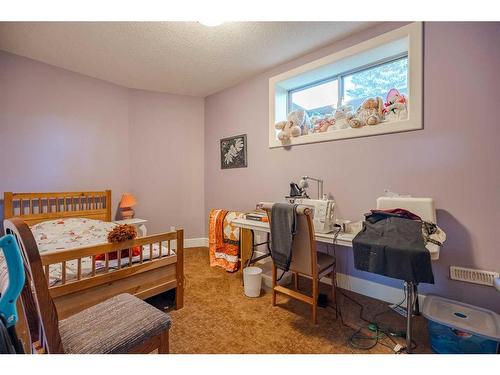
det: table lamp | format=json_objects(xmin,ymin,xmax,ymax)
[{"xmin": 119, "ymin": 193, "xmax": 137, "ymax": 219}]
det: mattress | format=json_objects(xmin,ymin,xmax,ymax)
[{"xmin": 0, "ymin": 218, "xmax": 173, "ymax": 287}]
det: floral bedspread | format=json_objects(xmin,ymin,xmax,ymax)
[
  {"xmin": 32, "ymin": 218, "xmax": 117, "ymax": 253},
  {"xmin": 0, "ymin": 218, "xmax": 170, "ymax": 287}
]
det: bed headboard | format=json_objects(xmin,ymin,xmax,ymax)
[{"xmin": 3, "ymin": 190, "xmax": 112, "ymax": 227}]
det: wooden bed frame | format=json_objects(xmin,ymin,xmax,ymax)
[{"xmin": 3, "ymin": 190, "xmax": 184, "ymax": 320}]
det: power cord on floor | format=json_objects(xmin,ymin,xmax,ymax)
[
  {"xmin": 333, "ymin": 290, "xmax": 406, "ymax": 352},
  {"xmin": 325, "ymin": 225, "xmax": 418, "ymax": 353},
  {"xmin": 331, "ymin": 288, "xmax": 418, "ymax": 353}
]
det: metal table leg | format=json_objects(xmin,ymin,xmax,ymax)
[
  {"xmin": 245, "ymin": 232, "xmax": 271, "ymax": 268},
  {"xmin": 406, "ymin": 282, "xmax": 414, "ymax": 354}
]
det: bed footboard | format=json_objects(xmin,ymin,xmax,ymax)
[
  {"xmin": 4, "ymin": 217, "xmax": 184, "ymax": 319},
  {"xmin": 39, "ymin": 230, "xmax": 184, "ymax": 318}
]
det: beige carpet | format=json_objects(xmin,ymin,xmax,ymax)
[{"xmin": 161, "ymin": 247, "xmax": 432, "ymax": 354}]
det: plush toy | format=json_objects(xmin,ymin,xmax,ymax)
[
  {"xmin": 275, "ymin": 120, "xmax": 301, "ymax": 142},
  {"xmin": 311, "ymin": 114, "xmax": 336, "ymax": 133},
  {"xmin": 349, "ymin": 97, "xmax": 384, "ymax": 128},
  {"xmin": 333, "ymin": 105, "xmax": 354, "ymax": 129},
  {"xmin": 275, "ymin": 109, "xmax": 313, "ymax": 142},
  {"xmin": 383, "ymin": 88, "xmax": 408, "ymax": 121},
  {"xmin": 310, "ymin": 115, "xmax": 321, "ymax": 131},
  {"xmin": 288, "ymin": 109, "xmax": 312, "ymax": 135}
]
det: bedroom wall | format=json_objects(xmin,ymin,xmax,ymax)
[
  {"xmin": 128, "ymin": 89, "xmax": 205, "ymax": 237},
  {"xmin": 204, "ymin": 22, "xmax": 500, "ymax": 311},
  {"xmin": 0, "ymin": 50, "xmax": 130, "ymax": 223},
  {"xmin": 0, "ymin": 50, "xmax": 206, "ymax": 239}
]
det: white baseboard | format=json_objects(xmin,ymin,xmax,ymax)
[
  {"xmin": 320, "ymin": 273, "xmax": 426, "ymax": 307},
  {"xmin": 185, "ymin": 237, "xmax": 209, "ymax": 248},
  {"xmin": 181, "ymin": 239, "xmax": 425, "ymax": 306}
]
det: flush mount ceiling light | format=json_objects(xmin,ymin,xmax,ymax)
[{"xmin": 198, "ymin": 20, "xmax": 224, "ymax": 27}]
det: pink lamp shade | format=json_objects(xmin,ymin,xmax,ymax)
[
  {"xmin": 119, "ymin": 193, "xmax": 137, "ymax": 219},
  {"xmin": 119, "ymin": 193, "xmax": 137, "ymax": 208}
]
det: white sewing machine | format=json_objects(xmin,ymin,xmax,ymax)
[{"xmin": 293, "ymin": 198, "xmax": 335, "ymax": 234}]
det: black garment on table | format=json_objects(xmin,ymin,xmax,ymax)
[
  {"xmin": 270, "ymin": 203, "xmax": 298, "ymax": 271},
  {"xmin": 352, "ymin": 212, "xmax": 434, "ymax": 284}
]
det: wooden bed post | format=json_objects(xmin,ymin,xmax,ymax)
[
  {"xmin": 175, "ymin": 229, "xmax": 184, "ymax": 309},
  {"xmin": 4, "ymin": 192, "xmax": 13, "ymax": 220},
  {"xmin": 105, "ymin": 190, "xmax": 112, "ymax": 221}
]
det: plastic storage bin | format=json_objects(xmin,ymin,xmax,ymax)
[
  {"xmin": 422, "ymin": 295, "xmax": 500, "ymax": 354},
  {"xmin": 259, "ymin": 261, "xmax": 292, "ymax": 289}
]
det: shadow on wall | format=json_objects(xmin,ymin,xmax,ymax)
[
  {"xmin": 114, "ymin": 205, "xmax": 122, "ymax": 222},
  {"xmin": 420, "ymin": 209, "xmax": 475, "ymax": 295},
  {"xmin": 435, "ymin": 208, "xmax": 475, "ymax": 267}
]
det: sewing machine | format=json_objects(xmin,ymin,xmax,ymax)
[
  {"xmin": 234, "ymin": 194, "xmax": 443, "ymax": 354},
  {"xmin": 292, "ymin": 198, "xmax": 336, "ymax": 234}
]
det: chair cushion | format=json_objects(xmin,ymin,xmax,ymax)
[
  {"xmin": 59, "ymin": 293, "xmax": 171, "ymax": 354},
  {"xmin": 317, "ymin": 252, "xmax": 335, "ymax": 273}
]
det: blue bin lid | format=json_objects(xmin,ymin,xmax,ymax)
[{"xmin": 422, "ymin": 295, "xmax": 500, "ymax": 341}]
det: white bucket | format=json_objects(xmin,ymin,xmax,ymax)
[{"xmin": 243, "ymin": 266, "xmax": 263, "ymax": 298}]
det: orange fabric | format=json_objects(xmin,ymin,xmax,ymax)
[{"xmin": 208, "ymin": 209, "xmax": 244, "ymax": 272}]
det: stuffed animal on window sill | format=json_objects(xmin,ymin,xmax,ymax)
[
  {"xmin": 276, "ymin": 109, "xmax": 313, "ymax": 142},
  {"xmin": 333, "ymin": 105, "xmax": 354, "ymax": 129},
  {"xmin": 383, "ymin": 88, "xmax": 408, "ymax": 122},
  {"xmin": 275, "ymin": 120, "xmax": 301, "ymax": 142},
  {"xmin": 287, "ymin": 109, "xmax": 312, "ymax": 135},
  {"xmin": 349, "ymin": 97, "xmax": 384, "ymax": 128},
  {"xmin": 311, "ymin": 115, "xmax": 336, "ymax": 133}
]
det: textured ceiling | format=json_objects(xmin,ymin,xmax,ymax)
[{"xmin": 0, "ymin": 22, "xmax": 376, "ymax": 97}]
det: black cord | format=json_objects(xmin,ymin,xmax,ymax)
[
  {"xmin": 326, "ymin": 225, "xmax": 418, "ymax": 352},
  {"xmin": 372, "ymin": 290, "xmax": 407, "ymax": 328},
  {"xmin": 329, "ymin": 272, "xmax": 417, "ymax": 352}
]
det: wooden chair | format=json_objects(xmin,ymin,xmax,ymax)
[
  {"xmin": 262, "ymin": 203, "xmax": 337, "ymax": 325},
  {"xmin": 2, "ymin": 218, "xmax": 171, "ymax": 354}
]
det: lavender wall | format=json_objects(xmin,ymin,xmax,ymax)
[
  {"xmin": 204, "ymin": 22, "xmax": 500, "ymax": 311},
  {"xmin": 128, "ymin": 89, "xmax": 205, "ymax": 237},
  {"xmin": 0, "ymin": 50, "xmax": 130, "ymax": 218},
  {"xmin": 0, "ymin": 51, "xmax": 206, "ymax": 238}
]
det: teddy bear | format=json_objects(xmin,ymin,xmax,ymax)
[
  {"xmin": 287, "ymin": 109, "xmax": 312, "ymax": 135},
  {"xmin": 349, "ymin": 97, "xmax": 384, "ymax": 128},
  {"xmin": 275, "ymin": 120, "xmax": 301, "ymax": 142},
  {"xmin": 275, "ymin": 109, "xmax": 314, "ymax": 142},
  {"xmin": 383, "ymin": 88, "xmax": 408, "ymax": 122},
  {"xmin": 333, "ymin": 105, "xmax": 354, "ymax": 129}
]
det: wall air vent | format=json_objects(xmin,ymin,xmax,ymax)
[{"xmin": 450, "ymin": 266, "xmax": 499, "ymax": 287}]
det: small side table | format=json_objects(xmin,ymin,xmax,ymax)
[{"xmin": 113, "ymin": 218, "xmax": 148, "ymax": 237}]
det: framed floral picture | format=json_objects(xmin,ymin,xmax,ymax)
[{"xmin": 220, "ymin": 134, "xmax": 247, "ymax": 169}]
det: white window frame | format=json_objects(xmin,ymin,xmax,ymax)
[{"xmin": 268, "ymin": 22, "xmax": 423, "ymax": 148}]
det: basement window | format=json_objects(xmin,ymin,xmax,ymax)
[{"xmin": 269, "ymin": 22, "xmax": 423, "ymax": 148}]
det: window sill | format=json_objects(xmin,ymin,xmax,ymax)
[
  {"xmin": 268, "ymin": 118, "xmax": 421, "ymax": 148},
  {"xmin": 268, "ymin": 22, "xmax": 423, "ymax": 148}
]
